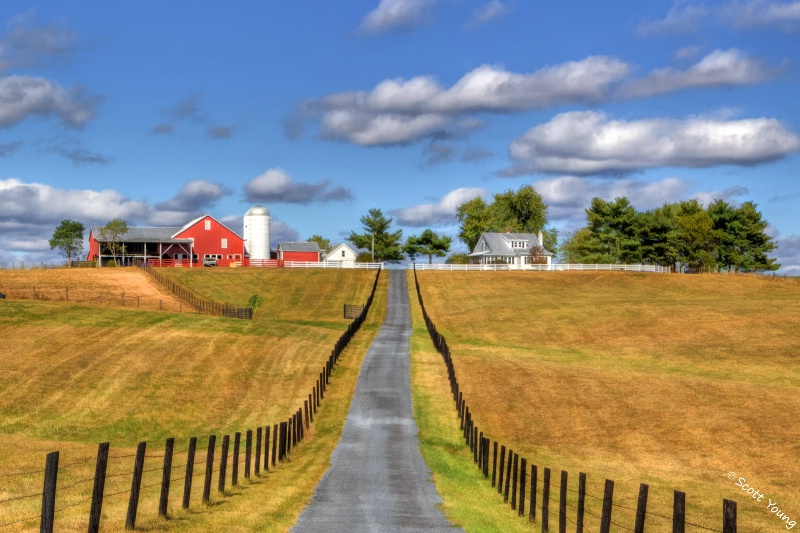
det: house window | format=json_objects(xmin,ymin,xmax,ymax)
[
  {"xmin": 511, "ymin": 240, "xmax": 526, "ymax": 249},
  {"xmin": 342, "ymin": 250, "xmax": 346, "ymax": 257},
  {"xmin": 221, "ymin": 238, "xmax": 228, "ymax": 249},
  {"xmin": 205, "ymin": 220, "xmax": 211, "ymax": 230}
]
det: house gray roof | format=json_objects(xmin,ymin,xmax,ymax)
[
  {"xmin": 91, "ymin": 227, "xmax": 190, "ymax": 243},
  {"xmin": 279, "ymin": 241, "xmax": 321, "ymax": 252},
  {"xmin": 469, "ymin": 232, "xmax": 552, "ymax": 257}
]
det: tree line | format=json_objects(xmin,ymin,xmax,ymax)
[
  {"xmin": 560, "ymin": 197, "xmax": 779, "ymax": 272},
  {"xmin": 48, "ymin": 187, "xmax": 779, "ymax": 273}
]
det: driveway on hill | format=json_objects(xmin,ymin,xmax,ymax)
[{"xmin": 291, "ymin": 269, "xmax": 462, "ymax": 533}]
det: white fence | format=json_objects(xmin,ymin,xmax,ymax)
[
  {"xmin": 283, "ymin": 261, "xmax": 384, "ymax": 270},
  {"xmin": 412, "ymin": 263, "xmax": 670, "ymax": 273}
]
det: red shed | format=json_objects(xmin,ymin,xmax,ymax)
[
  {"xmin": 277, "ymin": 241, "xmax": 321, "ymax": 262},
  {"xmin": 87, "ymin": 214, "xmax": 245, "ymax": 266}
]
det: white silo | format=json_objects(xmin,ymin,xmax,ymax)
[{"xmin": 244, "ymin": 205, "xmax": 270, "ymax": 260}]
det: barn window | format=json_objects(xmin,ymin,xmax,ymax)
[
  {"xmin": 342, "ymin": 250, "xmax": 346, "ymax": 257},
  {"xmin": 205, "ymin": 220, "xmax": 211, "ymax": 230},
  {"xmin": 221, "ymin": 238, "xmax": 228, "ymax": 249}
]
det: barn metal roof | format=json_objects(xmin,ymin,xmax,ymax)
[
  {"xmin": 278, "ymin": 241, "xmax": 321, "ymax": 252},
  {"xmin": 91, "ymin": 226, "xmax": 191, "ymax": 243}
]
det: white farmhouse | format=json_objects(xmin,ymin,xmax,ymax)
[
  {"xmin": 469, "ymin": 231, "xmax": 553, "ymax": 268},
  {"xmin": 326, "ymin": 243, "xmax": 359, "ymax": 263}
]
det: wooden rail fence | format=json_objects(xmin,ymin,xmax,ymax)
[
  {"xmin": 138, "ymin": 263, "xmax": 253, "ymax": 319},
  {"xmin": 412, "ymin": 265, "xmax": 738, "ymax": 533},
  {"xmin": 0, "ymin": 268, "xmax": 381, "ymax": 531}
]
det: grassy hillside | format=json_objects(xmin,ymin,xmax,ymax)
[
  {"xmin": 409, "ymin": 271, "xmax": 800, "ymax": 532},
  {"xmin": 0, "ymin": 267, "xmax": 384, "ymax": 531}
]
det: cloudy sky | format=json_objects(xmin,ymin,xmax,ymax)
[{"xmin": 1, "ymin": 1, "xmax": 799, "ymax": 272}]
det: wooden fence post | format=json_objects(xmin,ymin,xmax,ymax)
[
  {"xmin": 577, "ymin": 472, "xmax": 586, "ymax": 533},
  {"xmin": 542, "ymin": 467, "xmax": 551, "ymax": 532},
  {"xmin": 673, "ymin": 490, "xmax": 686, "ymax": 533},
  {"xmin": 159, "ymin": 437, "xmax": 174, "ymax": 518},
  {"xmin": 511, "ymin": 453, "xmax": 518, "ymax": 510},
  {"xmin": 492, "ymin": 442, "xmax": 498, "ymax": 487},
  {"xmin": 308, "ymin": 394, "xmax": 314, "ymax": 422},
  {"xmin": 125, "ymin": 442, "xmax": 146, "ymax": 529},
  {"xmin": 264, "ymin": 426, "xmax": 271, "ymax": 472},
  {"xmin": 245, "ymin": 430, "xmax": 252, "ymax": 479},
  {"xmin": 255, "ymin": 428, "xmax": 262, "ymax": 475},
  {"xmin": 305, "ymin": 399, "xmax": 310, "ymax": 427},
  {"xmin": 202, "ymin": 436, "xmax": 215, "ymax": 504},
  {"xmin": 40, "ymin": 451, "xmax": 59, "ymax": 533},
  {"xmin": 530, "ymin": 464, "xmax": 537, "ymax": 523},
  {"xmin": 279, "ymin": 422, "xmax": 287, "ymax": 461},
  {"xmin": 498, "ymin": 445, "xmax": 506, "ymax": 495},
  {"xmin": 723, "ymin": 499, "xmax": 736, "ymax": 533},
  {"xmin": 87, "ymin": 442, "xmax": 109, "ymax": 533},
  {"xmin": 218, "ymin": 435, "xmax": 229, "ymax": 493},
  {"xmin": 635, "ymin": 483, "xmax": 649, "ymax": 533},
  {"xmin": 232, "ymin": 432, "xmax": 240, "ymax": 486},
  {"xmin": 503, "ymin": 450, "xmax": 513, "ymax": 502},
  {"xmin": 560, "ymin": 470, "xmax": 568, "ymax": 533},
  {"xmin": 183, "ymin": 437, "xmax": 196, "ymax": 509},
  {"xmin": 519, "ymin": 458, "xmax": 527, "ymax": 517},
  {"xmin": 600, "ymin": 479, "xmax": 614, "ymax": 533},
  {"xmin": 483, "ymin": 438, "xmax": 489, "ymax": 478},
  {"xmin": 272, "ymin": 424, "xmax": 278, "ymax": 467}
]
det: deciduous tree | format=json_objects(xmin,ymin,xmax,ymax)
[
  {"xmin": 307, "ymin": 235, "xmax": 331, "ymax": 253},
  {"xmin": 49, "ymin": 220, "xmax": 85, "ymax": 267},
  {"xmin": 456, "ymin": 185, "xmax": 552, "ymax": 251},
  {"xmin": 100, "ymin": 218, "xmax": 128, "ymax": 265}
]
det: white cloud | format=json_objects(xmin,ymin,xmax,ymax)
[
  {"xmin": 0, "ymin": 75, "xmax": 98, "ymax": 127},
  {"xmin": 533, "ymin": 176, "xmax": 751, "ymax": 224},
  {"xmin": 722, "ymin": 0, "xmax": 800, "ymax": 30},
  {"xmin": 359, "ymin": 0, "xmax": 436, "ymax": 34},
  {"xmin": 150, "ymin": 180, "xmax": 230, "ymax": 224},
  {"xmin": 0, "ymin": 13, "xmax": 78, "ymax": 73},
  {"xmin": 391, "ymin": 187, "xmax": 487, "ymax": 226},
  {"xmin": 244, "ymin": 168, "xmax": 353, "ymax": 204},
  {"xmin": 506, "ymin": 111, "xmax": 800, "ymax": 176},
  {"xmin": 467, "ymin": 0, "xmax": 510, "ymax": 28},
  {"xmin": 533, "ymin": 176, "xmax": 691, "ymax": 222},
  {"xmin": 638, "ymin": 2, "xmax": 710, "ymax": 35},
  {"xmin": 775, "ymin": 235, "xmax": 800, "ymax": 274},
  {"xmin": 304, "ymin": 56, "xmax": 629, "ymax": 146},
  {"xmin": 0, "ymin": 178, "xmax": 150, "ymax": 225},
  {"xmin": 623, "ymin": 49, "xmax": 772, "ymax": 97},
  {"xmin": 642, "ymin": 1, "xmax": 800, "ymax": 34}
]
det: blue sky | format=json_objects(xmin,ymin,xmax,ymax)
[{"xmin": 1, "ymin": 1, "xmax": 799, "ymax": 271}]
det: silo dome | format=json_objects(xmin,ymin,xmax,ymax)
[
  {"xmin": 246, "ymin": 205, "xmax": 270, "ymax": 216},
  {"xmin": 244, "ymin": 205, "xmax": 270, "ymax": 260}
]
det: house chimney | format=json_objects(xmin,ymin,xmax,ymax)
[{"xmin": 537, "ymin": 231, "xmax": 543, "ymax": 246}]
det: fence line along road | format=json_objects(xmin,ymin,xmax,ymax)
[
  {"xmin": 412, "ymin": 263, "xmax": 670, "ymax": 272},
  {"xmin": 411, "ymin": 264, "xmax": 737, "ymax": 533},
  {"xmin": 0, "ymin": 267, "xmax": 382, "ymax": 532}
]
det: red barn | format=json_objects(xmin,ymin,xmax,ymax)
[
  {"xmin": 277, "ymin": 242, "xmax": 321, "ymax": 262},
  {"xmin": 87, "ymin": 215, "xmax": 245, "ymax": 266}
]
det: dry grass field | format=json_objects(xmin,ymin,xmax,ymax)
[
  {"xmin": 0, "ymin": 267, "xmax": 188, "ymax": 312},
  {"xmin": 410, "ymin": 271, "xmax": 800, "ymax": 533},
  {"xmin": 0, "ymin": 267, "xmax": 384, "ymax": 531}
]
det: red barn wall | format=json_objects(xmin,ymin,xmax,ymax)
[
  {"xmin": 87, "ymin": 230, "xmax": 100, "ymax": 260},
  {"xmin": 282, "ymin": 251, "xmax": 319, "ymax": 262},
  {"xmin": 176, "ymin": 216, "xmax": 245, "ymax": 260}
]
